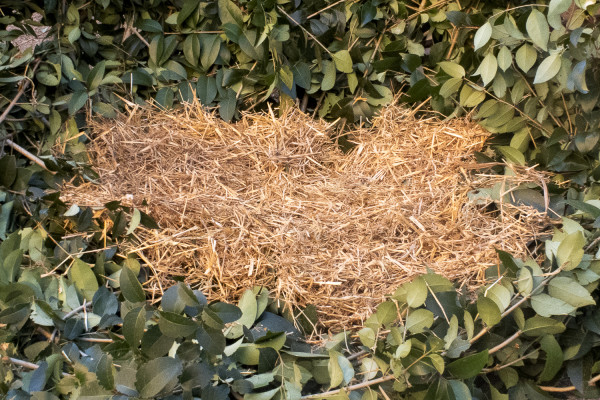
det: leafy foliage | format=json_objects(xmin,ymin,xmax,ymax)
[{"xmin": 3, "ymin": 0, "xmax": 600, "ymax": 398}]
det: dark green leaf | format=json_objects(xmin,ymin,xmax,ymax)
[
  {"xmin": 477, "ymin": 296, "xmax": 501, "ymax": 327},
  {"xmin": 159, "ymin": 311, "xmax": 198, "ymax": 338},
  {"xmin": 405, "ymin": 309, "xmax": 434, "ymax": 334},
  {"xmin": 68, "ymin": 259, "xmax": 98, "ymax": 300},
  {"xmin": 539, "ymin": 334, "xmax": 563, "ymax": 382},
  {"xmin": 523, "ymin": 316, "xmax": 566, "ymax": 336},
  {"xmin": 219, "ymin": 88, "xmax": 237, "ymax": 122},
  {"xmin": 447, "ymin": 350, "xmax": 489, "ymax": 379},
  {"xmin": 120, "ymin": 262, "xmax": 145, "ymax": 303},
  {"xmin": 136, "ymin": 357, "xmax": 183, "ymax": 398},
  {"xmin": 123, "ymin": 306, "xmax": 146, "ymax": 349},
  {"xmin": 96, "ymin": 353, "xmax": 115, "ymax": 390},
  {"xmin": 68, "ymin": 91, "xmax": 88, "ymax": 115},
  {"xmin": 291, "ymin": 62, "xmax": 311, "ymax": 90}
]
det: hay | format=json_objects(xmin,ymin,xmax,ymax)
[{"xmin": 62, "ymin": 103, "xmax": 550, "ymax": 328}]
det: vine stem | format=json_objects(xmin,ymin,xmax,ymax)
[
  {"xmin": 300, "ymin": 372, "xmax": 396, "ymax": 399},
  {"xmin": 488, "ymin": 330, "xmax": 521, "ymax": 354},
  {"xmin": 300, "ymin": 349, "xmax": 433, "ymax": 399},
  {"xmin": 2, "ymin": 356, "xmax": 70, "ymax": 376},
  {"xmin": 277, "ymin": 6, "xmax": 333, "ymax": 56},
  {"xmin": 1, "ymin": 59, "xmax": 55, "ymax": 174},
  {"xmin": 0, "ymin": 59, "xmax": 40, "ymax": 125},
  {"xmin": 539, "ymin": 373, "xmax": 600, "ymax": 392},
  {"xmin": 469, "ymin": 267, "xmax": 562, "ymax": 344},
  {"xmin": 306, "ymin": 0, "xmax": 348, "ymax": 20}
]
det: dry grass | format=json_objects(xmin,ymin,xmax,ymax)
[{"xmin": 62, "ymin": 102, "xmax": 550, "ymax": 328}]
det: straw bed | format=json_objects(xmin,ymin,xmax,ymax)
[{"xmin": 63, "ymin": 103, "xmax": 549, "ymax": 328}]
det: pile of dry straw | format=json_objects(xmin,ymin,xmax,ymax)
[{"xmin": 63, "ymin": 102, "xmax": 550, "ymax": 328}]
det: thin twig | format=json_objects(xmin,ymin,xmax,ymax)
[
  {"xmin": 5, "ymin": 139, "xmax": 55, "ymax": 174},
  {"xmin": 63, "ymin": 302, "xmax": 92, "ymax": 320},
  {"xmin": 301, "ymin": 349, "xmax": 433, "ymax": 399},
  {"xmin": 1, "ymin": 59, "xmax": 56, "ymax": 174},
  {"xmin": 277, "ymin": 6, "xmax": 333, "ymax": 56},
  {"xmin": 78, "ymin": 337, "xmax": 114, "ymax": 343},
  {"xmin": 347, "ymin": 349, "xmax": 369, "ymax": 361},
  {"xmin": 2, "ymin": 356, "xmax": 39, "ymax": 370},
  {"xmin": 2, "ymin": 356, "xmax": 70, "ymax": 376},
  {"xmin": 132, "ymin": 29, "xmax": 150, "ymax": 47},
  {"xmin": 307, "ymin": 0, "xmax": 348, "ymax": 19},
  {"xmin": 488, "ymin": 330, "xmax": 521, "ymax": 354},
  {"xmin": 470, "ymin": 268, "xmax": 562, "ymax": 344},
  {"xmin": 0, "ymin": 59, "xmax": 40, "ymax": 125}
]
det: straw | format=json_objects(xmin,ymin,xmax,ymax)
[{"xmin": 62, "ymin": 102, "xmax": 550, "ymax": 328}]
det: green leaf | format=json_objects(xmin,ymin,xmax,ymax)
[
  {"xmin": 404, "ymin": 276, "xmax": 427, "ymax": 308},
  {"xmin": 476, "ymin": 53, "xmax": 498, "ymax": 86},
  {"xmin": 68, "ymin": 90, "xmax": 88, "ymax": 115},
  {"xmin": 531, "ymin": 294, "xmax": 576, "ymax": 317},
  {"xmin": 201, "ymin": 35, "xmax": 221, "ymax": 70},
  {"xmin": 328, "ymin": 351, "xmax": 344, "ymax": 388},
  {"xmin": 136, "ymin": 357, "xmax": 183, "ymax": 398},
  {"xmin": 515, "ymin": 44, "xmax": 537, "ymax": 73},
  {"xmin": 219, "ymin": 89, "xmax": 237, "ymax": 122},
  {"xmin": 1, "ymin": 249, "xmax": 22, "ymax": 283},
  {"xmin": 548, "ymin": 277, "xmax": 595, "ymax": 308},
  {"xmin": 485, "ymin": 284, "xmax": 511, "ymax": 312},
  {"xmin": 474, "ymin": 22, "xmax": 493, "ymax": 51},
  {"xmin": 449, "ymin": 380, "xmax": 472, "ymax": 400},
  {"xmin": 497, "ymin": 146, "xmax": 525, "ymax": 166},
  {"xmin": 439, "ymin": 61, "xmax": 465, "ymax": 78},
  {"xmin": 526, "ymin": 9, "xmax": 550, "ymax": 51},
  {"xmin": 477, "ymin": 296, "xmax": 501, "ymax": 327},
  {"xmin": 245, "ymin": 387, "xmax": 279, "ymax": 400},
  {"xmin": 459, "ymin": 85, "xmax": 485, "ymax": 108},
  {"xmin": 137, "ymin": 19, "xmax": 162, "ymax": 33},
  {"xmin": 497, "ymin": 46, "xmax": 512, "ymax": 71},
  {"xmin": 321, "ymin": 60, "xmax": 336, "ymax": 91},
  {"xmin": 218, "ymin": 0, "xmax": 243, "ymax": 27},
  {"xmin": 548, "ymin": 0, "xmax": 573, "ymax": 29},
  {"xmin": 149, "ymin": 35, "xmax": 163, "ymax": 66},
  {"xmin": 126, "ymin": 209, "xmax": 141, "ymax": 235},
  {"xmin": 183, "ymin": 34, "xmax": 200, "ymax": 67},
  {"xmin": 0, "ymin": 155, "xmax": 16, "ymax": 187},
  {"xmin": 375, "ymin": 301, "xmax": 397, "ymax": 326},
  {"xmin": 177, "ymin": 0, "xmax": 199, "ymax": 25},
  {"xmin": 210, "ymin": 302, "xmax": 242, "ymax": 323},
  {"xmin": 333, "ymin": 50, "xmax": 353, "ymax": 73},
  {"xmin": 539, "ymin": 334, "xmax": 563, "ymax": 382},
  {"xmin": 405, "ymin": 309, "xmax": 434, "ymax": 334},
  {"xmin": 197, "ymin": 75, "xmax": 218, "ymax": 106},
  {"xmin": 358, "ymin": 327, "xmax": 376, "ymax": 348},
  {"xmin": 568, "ymin": 60, "xmax": 588, "ymax": 93},
  {"xmin": 123, "ymin": 306, "xmax": 146, "ymax": 349},
  {"xmin": 291, "ymin": 62, "xmax": 311, "ymax": 90},
  {"xmin": 533, "ymin": 53, "xmax": 562, "ymax": 84},
  {"xmin": 556, "ymin": 231, "xmax": 585, "ymax": 270},
  {"xmin": 517, "ymin": 267, "xmax": 533, "ymax": 296},
  {"xmin": 87, "ymin": 61, "xmax": 106, "ymax": 90},
  {"xmin": 225, "ymin": 289, "xmax": 257, "ymax": 339},
  {"xmin": 120, "ymin": 262, "xmax": 145, "ymax": 303},
  {"xmin": 439, "ymin": 77, "xmax": 462, "ymax": 98},
  {"xmin": 522, "ymin": 315, "xmax": 566, "ymax": 336},
  {"xmin": 447, "ymin": 350, "xmax": 489, "ymax": 379},
  {"xmin": 422, "ymin": 273, "xmax": 454, "ymax": 292},
  {"xmin": 444, "ymin": 315, "xmax": 459, "ymax": 349},
  {"xmin": 68, "ymin": 259, "xmax": 99, "ymax": 300},
  {"xmin": 159, "ymin": 311, "xmax": 198, "ymax": 338},
  {"xmin": 36, "ymin": 70, "xmax": 60, "ymax": 86}
]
